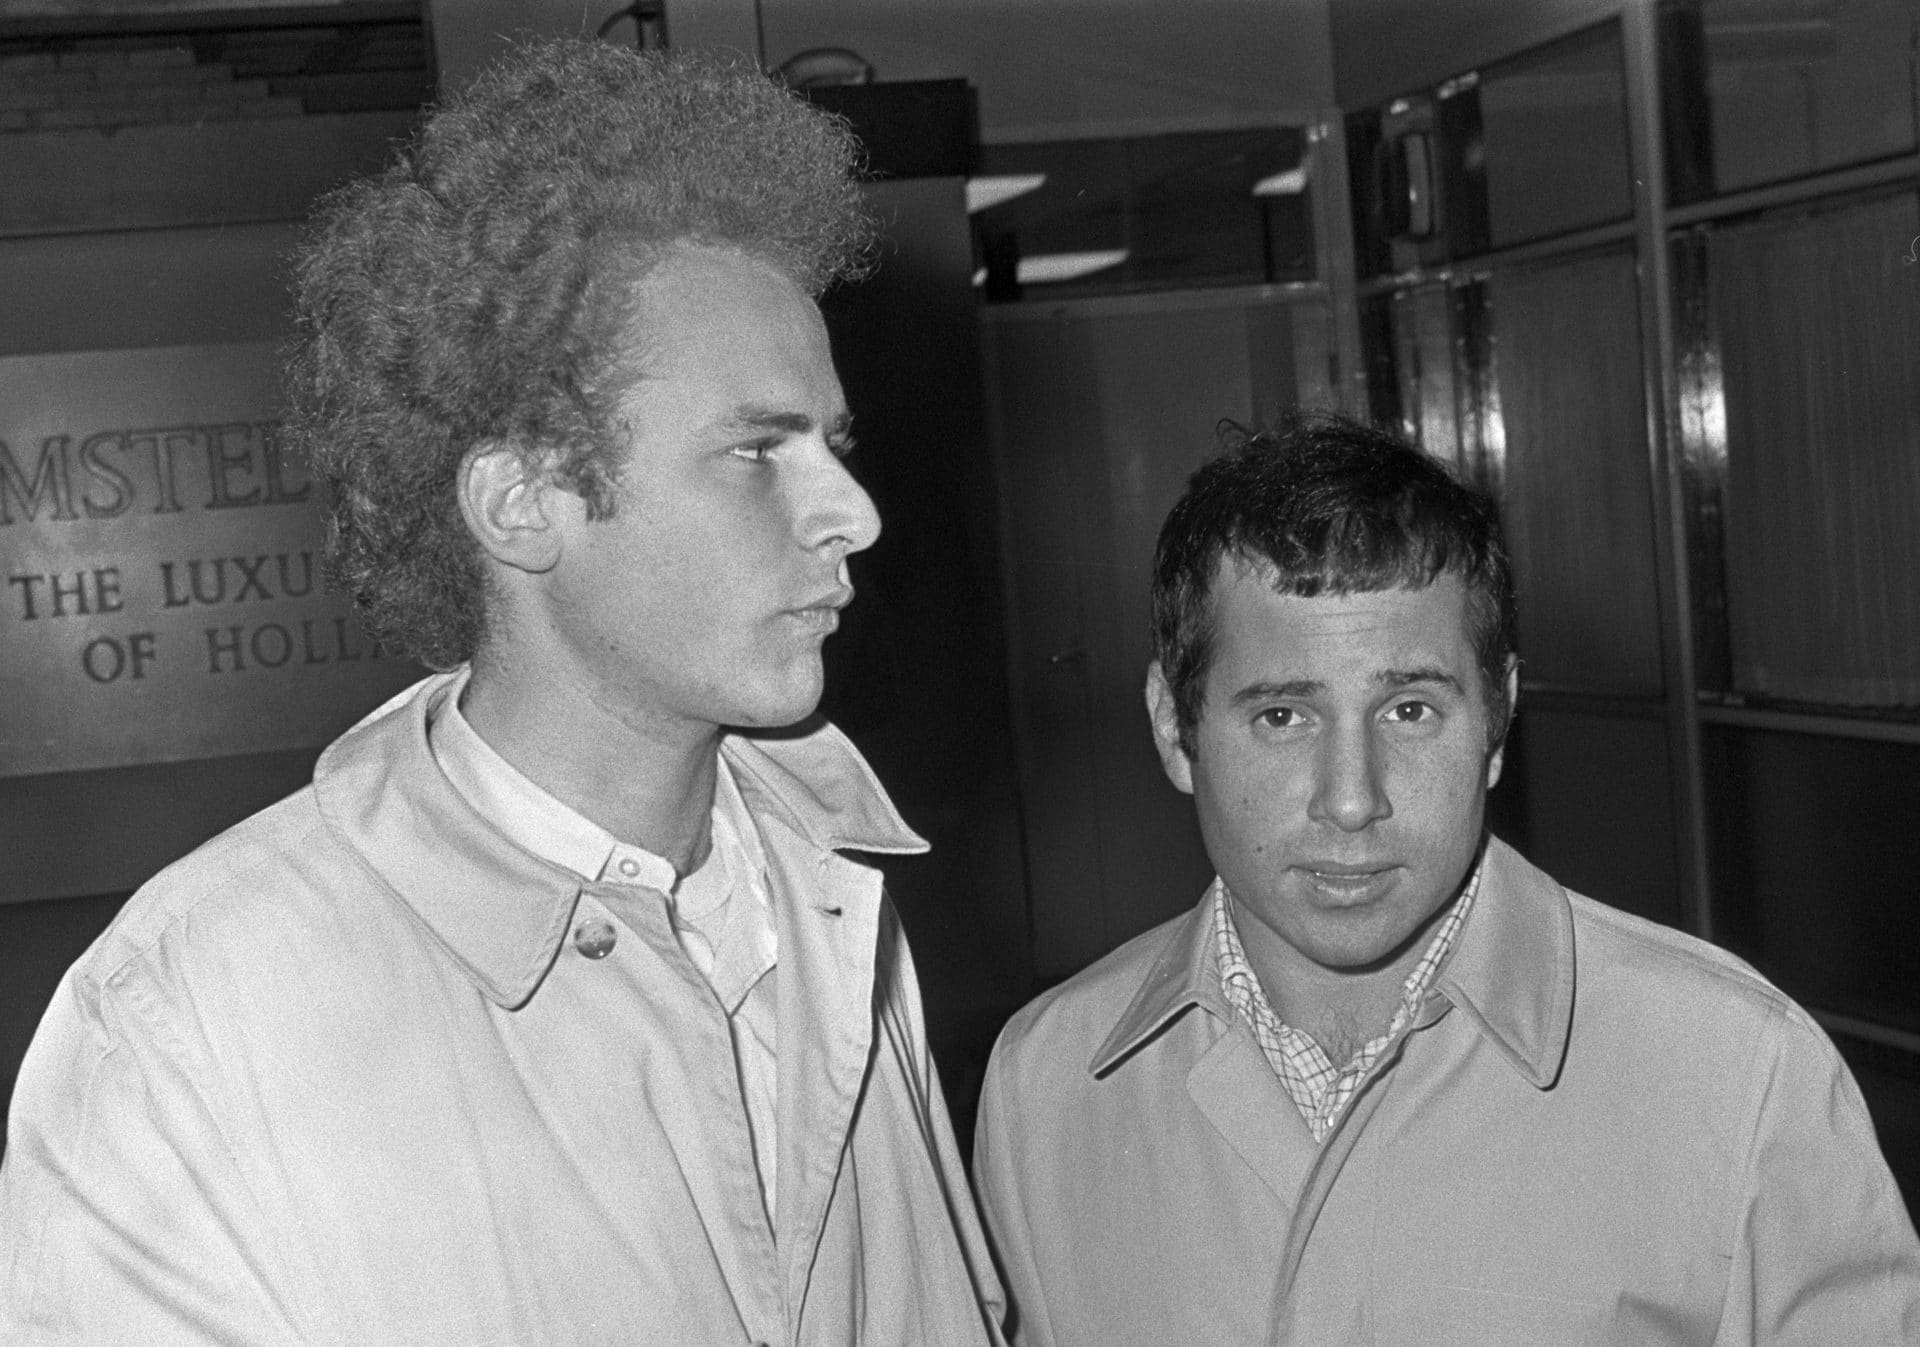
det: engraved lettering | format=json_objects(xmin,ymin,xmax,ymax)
[
  {"xmin": 231, "ymin": 554, "xmax": 271, "ymax": 603},
  {"xmin": 0, "ymin": 436, "xmax": 78, "ymax": 525},
  {"xmin": 205, "ymin": 424, "xmax": 261, "ymax": 510},
  {"xmin": 275, "ymin": 551, "xmax": 315, "ymax": 598},
  {"xmin": 205, "ymin": 624, "xmax": 245, "ymax": 673},
  {"xmin": 48, "ymin": 572, "xmax": 89, "ymax": 618},
  {"xmin": 78, "ymin": 432, "xmax": 134, "ymax": 519},
  {"xmin": 250, "ymin": 622, "xmax": 292, "ymax": 668},
  {"xmin": 260, "ymin": 424, "xmax": 310, "ymax": 504},
  {"xmin": 187, "ymin": 558, "xmax": 228, "ymax": 606},
  {"xmin": 7, "ymin": 573, "xmax": 45, "ymax": 620},
  {"xmin": 93, "ymin": 567, "xmax": 123, "ymax": 614}
]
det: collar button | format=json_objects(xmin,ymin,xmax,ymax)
[
  {"xmin": 617, "ymin": 857, "xmax": 642, "ymax": 879},
  {"xmin": 573, "ymin": 918, "xmax": 618, "ymax": 960}
]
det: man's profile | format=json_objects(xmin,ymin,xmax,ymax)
[
  {"xmin": 0, "ymin": 38, "xmax": 1005, "ymax": 1345},
  {"xmin": 974, "ymin": 413, "xmax": 1920, "ymax": 1345}
]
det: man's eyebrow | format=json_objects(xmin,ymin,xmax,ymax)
[
  {"xmin": 728, "ymin": 407, "xmax": 854, "ymax": 437},
  {"xmin": 1228, "ymin": 679, "xmax": 1324, "ymax": 707},
  {"xmin": 1376, "ymin": 666, "xmax": 1465, "ymax": 694}
]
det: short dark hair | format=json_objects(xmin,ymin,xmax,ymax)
[
  {"xmin": 286, "ymin": 38, "xmax": 874, "ymax": 669},
  {"xmin": 1150, "ymin": 412, "xmax": 1517, "ymax": 754}
]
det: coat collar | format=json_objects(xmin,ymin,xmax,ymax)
[
  {"xmin": 1090, "ymin": 888, "xmax": 1224, "ymax": 1075},
  {"xmin": 1429, "ymin": 835, "xmax": 1575, "ymax": 1089},
  {"xmin": 1088, "ymin": 834, "xmax": 1575, "ymax": 1089},
  {"xmin": 312, "ymin": 671, "xmax": 926, "ymax": 1009}
]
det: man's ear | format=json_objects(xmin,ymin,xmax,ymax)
[
  {"xmin": 457, "ymin": 444, "xmax": 572, "ymax": 575},
  {"xmin": 1486, "ymin": 654, "xmax": 1521, "ymax": 790},
  {"xmin": 1145, "ymin": 661, "xmax": 1196, "ymax": 796}
]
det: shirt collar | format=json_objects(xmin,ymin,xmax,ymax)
[
  {"xmin": 1090, "ymin": 833, "xmax": 1574, "ymax": 1089},
  {"xmin": 312, "ymin": 670, "xmax": 927, "ymax": 1008},
  {"xmin": 429, "ymin": 667, "xmax": 677, "ymax": 892},
  {"xmin": 1212, "ymin": 860, "xmax": 1479, "ymax": 1055}
]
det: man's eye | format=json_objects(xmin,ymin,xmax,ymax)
[
  {"xmin": 1388, "ymin": 701, "xmax": 1433, "ymax": 723},
  {"xmin": 828, "ymin": 433, "xmax": 858, "ymax": 461},
  {"xmin": 1258, "ymin": 707, "xmax": 1298, "ymax": 729},
  {"xmin": 729, "ymin": 439, "xmax": 779, "ymax": 463}
]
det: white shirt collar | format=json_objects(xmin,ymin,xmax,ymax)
[{"xmin": 427, "ymin": 668, "xmax": 678, "ymax": 892}]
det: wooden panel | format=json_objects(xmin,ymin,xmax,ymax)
[
  {"xmin": 984, "ymin": 312, "xmax": 1121, "ymax": 982},
  {"xmin": 1704, "ymin": 726, "xmax": 1920, "ymax": 1035},
  {"xmin": 1500, "ymin": 702, "xmax": 1681, "ymax": 928},
  {"xmin": 988, "ymin": 295, "xmax": 1324, "ymax": 979},
  {"xmin": 0, "ymin": 891, "xmax": 131, "ymax": 1165},
  {"xmin": 0, "ymin": 749, "xmax": 318, "ymax": 906},
  {"xmin": 1708, "ymin": 191, "xmax": 1920, "ymax": 707},
  {"xmin": 1489, "ymin": 250, "xmax": 1665, "ymax": 695}
]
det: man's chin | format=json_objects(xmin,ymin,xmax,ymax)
[{"xmin": 720, "ymin": 678, "xmax": 826, "ymax": 734}]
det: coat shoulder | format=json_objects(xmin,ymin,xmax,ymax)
[
  {"xmin": 992, "ymin": 909, "xmax": 1196, "ymax": 1073},
  {"xmin": 1563, "ymin": 890, "xmax": 1818, "ymax": 1040}
]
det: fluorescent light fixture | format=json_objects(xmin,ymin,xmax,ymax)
[
  {"xmin": 965, "ymin": 173, "xmax": 1048, "ymax": 213},
  {"xmin": 972, "ymin": 249, "xmax": 1131, "ymax": 288},
  {"xmin": 1251, "ymin": 165, "xmax": 1309, "ymax": 197}
]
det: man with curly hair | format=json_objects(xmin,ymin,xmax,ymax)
[{"xmin": 0, "ymin": 38, "xmax": 1007, "ymax": 1346}]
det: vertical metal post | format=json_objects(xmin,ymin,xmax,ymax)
[
  {"xmin": 1309, "ymin": 112, "xmax": 1367, "ymax": 414},
  {"xmin": 1621, "ymin": 0, "xmax": 1716, "ymax": 942}
]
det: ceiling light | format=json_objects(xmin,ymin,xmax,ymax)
[
  {"xmin": 965, "ymin": 173, "xmax": 1047, "ymax": 213},
  {"xmin": 971, "ymin": 249, "xmax": 1131, "ymax": 288},
  {"xmin": 1252, "ymin": 166, "xmax": 1309, "ymax": 197}
]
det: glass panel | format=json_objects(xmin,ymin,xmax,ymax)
[
  {"xmin": 1704, "ymin": 725, "xmax": 1920, "ymax": 1036},
  {"xmin": 1692, "ymin": 0, "xmax": 1919, "ymax": 196},
  {"xmin": 1498, "ymin": 705, "xmax": 1682, "ymax": 928},
  {"xmin": 1476, "ymin": 23, "xmax": 1634, "ymax": 248},
  {"xmin": 972, "ymin": 128, "xmax": 1313, "ymax": 302},
  {"xmin": 1706, "ymin": 190, "xmax": 1920, "ymax": 710},
  {"xmin": 1488, "ymin": 252, "xmax": 1665, "ymax": 695}
]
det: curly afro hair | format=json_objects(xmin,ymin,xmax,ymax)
[{"xmin": 285, "ymin": 38, "xmax": 875, "ymax": 669}]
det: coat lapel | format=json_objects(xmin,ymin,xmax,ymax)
[{"xmin": 1185, "ymin": 1026, "xmax": 1320, "ymax": 1205}]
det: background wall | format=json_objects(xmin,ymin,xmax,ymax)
[
  {"xmin": 1330, "ymin": 0, "xmax": 1618, "ymax": 106},
  {"xmin": 428, "ymin": 0, "xmax": 1332, "ymax": 138}
]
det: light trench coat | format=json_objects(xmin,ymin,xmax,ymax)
[
  {"xmin": 975, "ymin": 838, "xmax": 1920, "ymax": 1346},
  {"xmin": 0, "ymin": 672, "xmax": 1007, "ymax": 1346}
]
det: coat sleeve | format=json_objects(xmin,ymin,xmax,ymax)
[
  {"xmin": 1717, "ymin": 1009, "xmax": 1920, "ymax": 1345},
  {"xmin": 871, "ymin": 896, "xmax": 1012, "ymax": 1345},
  {"xmin": 973, "ymin": 1026, "xmax": 1061, "ymax": 1347},
  {"xmin": 0, "ymin": 966, "xmax": 304, "ymax": 1345}
]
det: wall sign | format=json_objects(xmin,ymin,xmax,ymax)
[{"xmin": 0, "ymin": 343, "xmax": 420, "ymax": 777}]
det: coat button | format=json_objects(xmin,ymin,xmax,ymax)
[{"xmin": 573, "ymin": 918, "xmax": 617, "ymax": 959}]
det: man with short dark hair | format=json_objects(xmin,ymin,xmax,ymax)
[
  {"xmin": 974, "ymin": 414, "xmax": 1920, "ymax": 1345},
  {"xmin": 0, "ymin": 39, "xmax": 1005, "ymax": 1345}
]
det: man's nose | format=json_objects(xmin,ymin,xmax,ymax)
[
  {"xmin": 1307, "ymin": 724, "xmax": 1392, "ymax": 832},
  {"xmin": 804, "ymin": 449, "xmax": 882, "ymax": 557}
]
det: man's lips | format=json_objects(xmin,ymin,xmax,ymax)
[
  {"xmin": 1294, "ymin": 863, "xmax": 1399, "ymax": 902},
  {"xmin": 786, "ymin": 587, "xmax": 854, "ymax": 630}
]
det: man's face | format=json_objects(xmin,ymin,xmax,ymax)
[
  {"xmin": 544, "ymin": 244, "xmax": 879, "ymax": 735},
  {"xmin": 1148, "ymin": 563, "xmax": 1513, "ymax": 973}
]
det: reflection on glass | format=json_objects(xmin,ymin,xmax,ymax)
[
  {"xmin": 1698, "ymin": 0, "xmax": 1919, "ymax": 194},
  {"xmin": 971, "ymin": 128, "xmax": 1313, "ymax": 302},
  {"xmin": 1477, "ymin": 24, "xmax": 1634, "ymax": 247}
]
